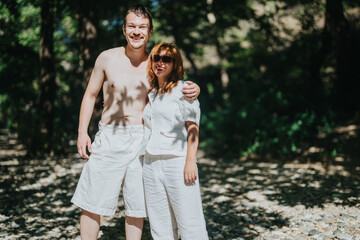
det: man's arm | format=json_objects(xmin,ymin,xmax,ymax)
[
  {"xmin": 77, "ymin": 54, "xmax": 106, "ymax": 159},
  {"xmin": 182, "ymin": 81, "xmax": 200, "ymax": 100}
]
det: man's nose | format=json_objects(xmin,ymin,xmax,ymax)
[{"xmin": 134, "ymin": 26, "xmax": 140, "ymax": 34}]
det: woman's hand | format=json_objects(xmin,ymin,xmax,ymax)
[{"xmin": 184, "ymin": 160, "xmax": 197, "ymax": 185}]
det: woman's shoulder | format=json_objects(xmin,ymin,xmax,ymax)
[
  {"xmin": 172, "ymin": 80, "xmax": 186, "ymax": 95},
  {"xmin": 177, "ymin": 80, "xmax": 187, "ymax": 86}
]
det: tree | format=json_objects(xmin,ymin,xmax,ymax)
[
  {"xmin": 73, "ymin": 0, "xmax": 98, "ymax": 82},
  {"xmin": 325, "ymin": 0, "xmax": 360, "ymax": 114},
  {"xmin": 39, "ymin": 0, "xmax": 56, "ymax": 153}
]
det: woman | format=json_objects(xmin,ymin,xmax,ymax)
[{"xmin": 142, "ymin": 42, "xmax": 208, "ymax": 240}]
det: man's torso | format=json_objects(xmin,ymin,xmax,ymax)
[{"xmin": 101, "ymin": 47, "xmax": 150, "ymax": 126}]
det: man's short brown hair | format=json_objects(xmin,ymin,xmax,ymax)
[{"xmin": 124, "ymin": 6, "xmax": 153, "ymax": 31}]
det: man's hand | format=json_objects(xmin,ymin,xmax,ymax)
[
  {"xmin": 182, "ymin": 81, "xmax": 200, "ymax": 101},
  {"xmin": 77, "ymin": 133, "xmax": 92, "ymax": 159},
  {"xmin": 184, "ymin": 161, "xmax": 197, "ymax": 185}
]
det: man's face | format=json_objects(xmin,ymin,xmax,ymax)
[{"xmin": 123, "ymin": 13, "xmax": 152, "ymax": 50}]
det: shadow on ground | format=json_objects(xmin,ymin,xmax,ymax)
[{"xmin": 0, "ymin": 128, "xmax": 359, "ymax": 239}]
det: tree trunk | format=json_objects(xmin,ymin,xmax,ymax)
[
  {"xmin": 74, "ymin": 0, "xmax": 98, "ymax": 82},
  {"xmin": 325, "ymin": 0, "xmax": 359, "ymax": 113},
  {"xmin": 166, "ymin": 1, "xmax": 210, "ymax": 99},
  {"xmin": 206, "ymin": 1, "xmax": 229, "ymax": 102},
  {"xmin": 172, "ymin": 32, "xmax": 209, "ymax": 100},
  {"xmin": 214, "ymin": 37, "xmax": 230, "ymax": 100},
  {"xmin": 39, "ymin": 0, "xmax": 56, "ymax": 142},
  {"xmin": 73, "ymin": 0, "xmax": 100, "ymax": 134},
  {"xmin": 308, "ymin": 20, "xmax": 332, "ymax": 110}
]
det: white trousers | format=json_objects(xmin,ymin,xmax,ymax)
[{"xmin": 143, "ymin": 154, "xmax": 208, "ymax": 240}]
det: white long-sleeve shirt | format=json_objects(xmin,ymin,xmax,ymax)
[{"xmin": 142, "ymin": 80, "xmax": 201, "ymax": 156}]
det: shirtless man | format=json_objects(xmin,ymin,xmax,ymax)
[{"xmin": 71, "ymin": 6, "xmax": 199, "ymax": 240}]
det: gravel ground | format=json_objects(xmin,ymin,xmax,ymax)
[{"xmin": 1, "ymin": 130, "xmax": 359, "ymax": 239}]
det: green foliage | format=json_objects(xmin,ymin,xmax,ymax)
[
  {"xmin": 0, "ymin": 0, "xmax": 359, "ymax": 160},
  {"xmin": 197, "ymin": 0, "xmax": 359, "ymax": 160}
]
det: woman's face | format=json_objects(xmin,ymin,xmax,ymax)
[{"xmin": 152, "ymin": 50, "xmax": 174, "ymax": 81}]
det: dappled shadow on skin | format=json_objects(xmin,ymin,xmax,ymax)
[
  {"xmin": 103, "ymin": 81, "xmax": 149, "ymax": 127},
  {"xmin": 104, "ymin": 84, "xmax": 131, "ymax": 127},
  {"xmin": 136, "ymin": 82, "xmax": 149, "ymax": 102}
]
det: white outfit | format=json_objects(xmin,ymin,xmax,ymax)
[
  {"xmin": 142, "ymin": 81, "xmax": 200, "ymax": 156},
  {"xmin": 71, "ymin": 122, "xmax": 146, "ymax": 217},
  {"xmin": 142, "ymin": 81, "xmax": 208, "ymax": 240}
]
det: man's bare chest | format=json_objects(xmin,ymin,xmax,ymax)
[{"xmin": 104, "ymin": 66, "xmax": 149, "ymax": 96}]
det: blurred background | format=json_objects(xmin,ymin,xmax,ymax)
[
  {"xmin": 1, "ymin": 1, "xmax": 360, "ymax": 239},
  {"xmin": 1, "ymin": 0, "xmax": 359, "ymax": 169}
]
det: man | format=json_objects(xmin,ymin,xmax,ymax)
[{"xmin": 71, "ymin": 6, "xmax": 200, "ymax": 240}]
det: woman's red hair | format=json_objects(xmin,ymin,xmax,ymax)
[{"xmin": 147, "ymin": 42, "xmax": 185, "ymax": 94}]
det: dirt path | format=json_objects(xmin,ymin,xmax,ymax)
[{"xmin": 1, "ymin": 129, "xmax": 359, "ymax": 239}]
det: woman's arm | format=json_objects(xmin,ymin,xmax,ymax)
[{"xmin": 184, "ymin": 121, "xmax": 199, "ymax": 185}]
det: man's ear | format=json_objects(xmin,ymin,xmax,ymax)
[
  {"xmin": 149, "ymin": 29, "xmax": 153, "ymax": 38},
  {"xmin": 122, "ymin": 25, "xmax": 126, "ymax": 36}
]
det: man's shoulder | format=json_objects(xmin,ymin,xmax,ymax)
[
  {"xmin": 94, "ymin": 47, "xmax": 125, "ymax": 67},
  {"xmin": 99, "ymin": 47, "xmax": 125, "ymax": 59}
]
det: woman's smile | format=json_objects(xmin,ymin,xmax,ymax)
[
  {"xmin": 152, "ymin": 51, "xmax": 174, "ymax": 80},
  {"xmin": 155, "ymin": 66, "xmax": 165, "ymax": 71}
]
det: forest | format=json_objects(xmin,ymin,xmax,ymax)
[
  {"xmin": 1, "ymin": 0, "xmax": 360, "ymax": 239},
  {"xmin": 1, "ymin": 0, "xmax": 360, "ymax": 165}
]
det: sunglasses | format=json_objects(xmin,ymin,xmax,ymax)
[{"xmin": 152, "ymin": 55, "xmax": 173, "ymax": 63}]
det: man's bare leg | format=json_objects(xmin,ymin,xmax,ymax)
[
  {"xmin": 125, "ymin": 216, "xmax": 143, "ymax": 240},
  {"xmin": 80, "ymin": 209, "xmax": 100, "ymax": 240}
]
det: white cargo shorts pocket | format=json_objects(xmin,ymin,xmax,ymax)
[
  {"xmin": 105, "ymin": 133, "xmax": 132, "ymax": 154},
  {"xmin": 91, "ymin": 131, "xmax": 105, "ymax": 152}
]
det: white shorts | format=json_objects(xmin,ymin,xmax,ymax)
[
  {"xmin": 143, "ymin": 154, "xmax": 208, "ymax": 240},
  {"xmin": 71, "ymin": 122, "xmax": 146, "ymax": 217}
]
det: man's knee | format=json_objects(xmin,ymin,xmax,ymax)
[
  {"xmin": 81, "ymin": 209, "xmax": 100, "ymax": 222},
  {"xmin": 126, "ymin": 216, "xmax": 144, "ymax": 224}
]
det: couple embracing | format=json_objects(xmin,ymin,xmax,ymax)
[{"xmin": 71, "ymin": 6, "xmax": 208, "ymax": 240}]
